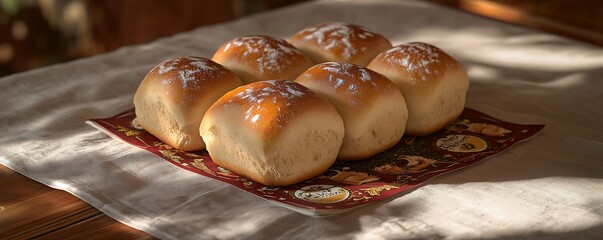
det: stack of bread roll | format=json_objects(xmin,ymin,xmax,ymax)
[{"xmin": 133, "ymin": 22, "xmax": 469, "ymax": 186}]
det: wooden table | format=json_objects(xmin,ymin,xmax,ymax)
[
  {"xmin": 0, "ymin": 165, "xmax": 156, "ymax": 239},
  {"xmin": 1, "ymin": 1, "xmax": 601, "ymax": 239}
]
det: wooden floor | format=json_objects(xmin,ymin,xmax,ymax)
[{"xmin": 1, "ymin": 1, "xmax": 601, "ymax": 239}]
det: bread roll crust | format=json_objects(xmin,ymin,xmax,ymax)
[
  {"xmin": 289, "ymin": 22, "xmax": 392, "ymax": 66},
  {"xmin": 212, "ymin": 35, "xmax": 313, "ymax": 84},
  {"xmin": 296, "ymin": 62, "xmax": 408, "ymax": 160},
  {"xmin": 200, "ymin": 80, "xmax": 344, "ymax": 186},
  {"xmin": 368, "ymin": 42, "xmax": 469, "ymax": 136},
  {"xmin": 133, "ymin": 56, "xmax": 243, "ymax": 151}
]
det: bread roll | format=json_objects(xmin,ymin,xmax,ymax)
[
  {"xmin": 289, "ymin": 22, "xmax": 392, "ymax": 66},
  {"xmin": 367, "ymin": 42, "xmax": 469, "ymax": 136},
  {"xmin": 295, "ymin": 62, "xmax": 408, "ymax": 160},
  {"xmin": 200, "ymin": 80, "xmax": 344, "ymax": 186},
  {"xmin": 133, "ymin": 56, "xmax": 243, "ymax": 151},
  {"xmin": 211, "ymin": 35, "xmax": 314, "ymax": 84}
]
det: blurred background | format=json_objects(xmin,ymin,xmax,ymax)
[
  {"xmin": 0, "ymin": 0, "xmax": 601, "ymax": 77},
  {"xmin": 0, "ymin": 0, "xmax": 308, "ymax": 77}
]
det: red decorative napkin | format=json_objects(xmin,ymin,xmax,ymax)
[{"xmin": 87, "ymin": 108, "xmax": 543, "ymax": 216}]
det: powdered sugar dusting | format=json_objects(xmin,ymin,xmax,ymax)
[
  {"xmin": 223, "ymin": 36, "xmax": 304, "ymax": 74},
  {"xmin": 299, "ymin": 22, "xmax": 377, "ymax": 60},
  {"xmin": 233, "ymin": 80, "xmax": 308, "ymax": 123},
  {"xmin": 158, "ymin": 58, "xmax": 180, "ymax": 74},
  {"xmin": 360, "ymin": 69, "xmax": 371, "ymax": 82},
  {"xmin": 285, "ymin": 84, "xmax": 304, "ymax": 97},
  {"xmin": 190, "ymin": 60, "xmax": 215, "ymax": 71},
  {"xmin": 320, "ymin": 62, "xmax": 377, "ymax": 93},
  {"xmin": 250, "ymin": 114, "xmax": 260, "ymax": 122},
  {"xmin": 335, "ymin": 78, "xmax": 345, "ymax": 88},
  {"xmin": 154, "ymin": 56, "xmax": 224, "ymax": 91},
  {"xmin": 383, "ymin": 42, "xmax": 447, "ymax": 82}
]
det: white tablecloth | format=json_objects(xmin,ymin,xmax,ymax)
[{"xmin": 1, "ymin": 0, "xmax": 602, "ymax": 239}]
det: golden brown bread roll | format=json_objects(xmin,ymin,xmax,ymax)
[
  {"xmin": 200, "ymin": 80, "xmax": 344, "ymax": 186},
  {"xmin": 289, "ymin": 22, "xmax": 392, "ymax": 66},
  {"xmin": 295, "ymin": 62, "xmax": 408, "ymax": 160},
  {"xmin": 133, "ymin": 56, "xmax": 243, "ymax": 151},
  {"xmin": 211, "ymin": 35, "xmax": 314, "ymax": 84},
  {"xmin": 368, "ymin": 42, "xmax": 469, "ymax": 136}
]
